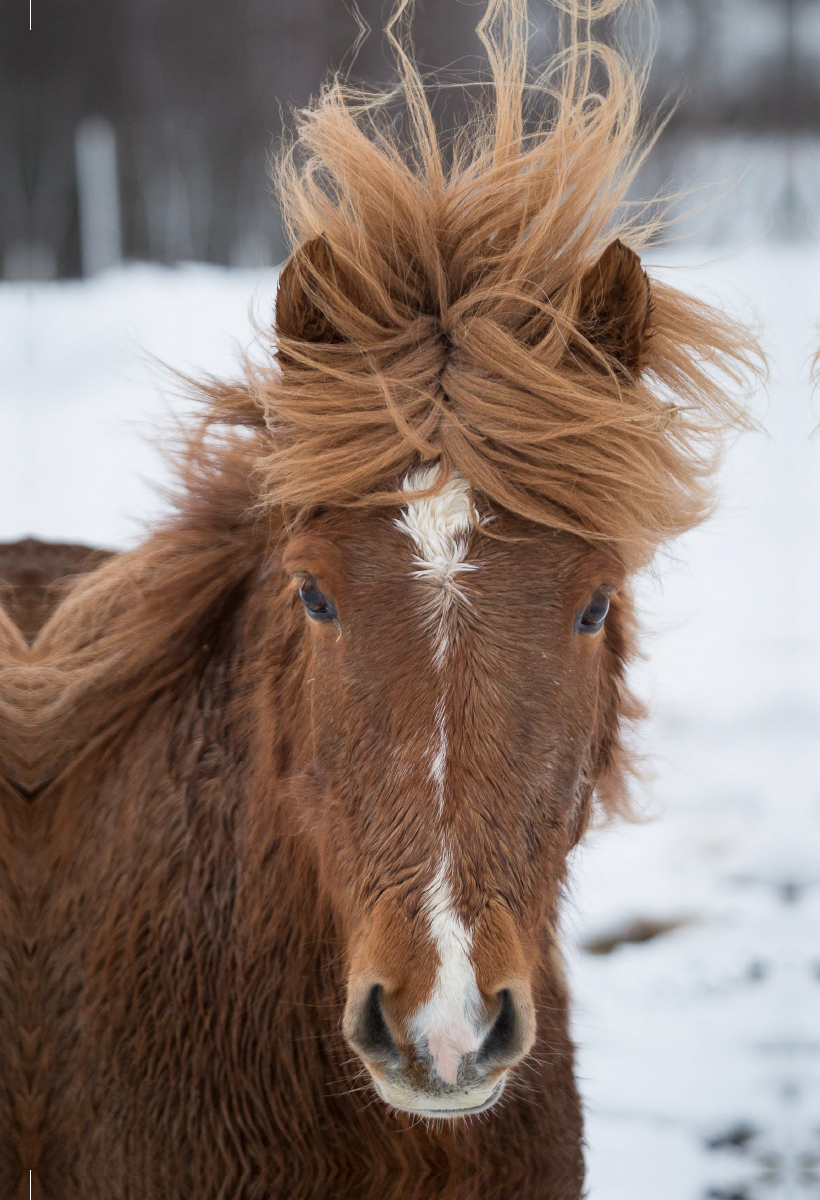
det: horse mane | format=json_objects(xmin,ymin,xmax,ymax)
[
  {"xmin": 197, "ymin": 0, "xmax": 762, "ymax": 571},
  {"xmin": 32, "ymin": 429, "xmax": 273, "ymax": 782},
  {"xmin": 0, "ymin": 540, "xmax": 115, "ymax": 647}
]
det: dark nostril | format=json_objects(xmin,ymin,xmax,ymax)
[
  {"xmin": 351, "ymin": 984, "xmax": 400, "ymax": 1064},
  {"xmin": 477, "ymin": 989, "xmax": 523, "ymax": 1068}
]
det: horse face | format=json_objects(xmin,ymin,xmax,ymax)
[{"xmin": 281, "ymin": 468, "xmax": 627, "ymax": 1118}]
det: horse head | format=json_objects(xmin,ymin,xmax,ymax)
[{"xmin": 272, "ymin": 234, "xmax": 650, "ymax": 1117}]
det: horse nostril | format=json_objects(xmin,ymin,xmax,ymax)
[
  {"xmin": 350, "ymin": 984, "xmax": 400, "ymax": 1064},
  {"xmin": 477, "ymin": 989, "xmax": 524, "ymax": 1068}
]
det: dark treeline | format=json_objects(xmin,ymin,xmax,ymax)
[{"xmin": 1, "ymin": 0, "xmax": 817, "ymax": 277}]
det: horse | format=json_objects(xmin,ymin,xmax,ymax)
[{"xmin": 16, "ymin": 1, "xmax": 760, "ymax": 1196}]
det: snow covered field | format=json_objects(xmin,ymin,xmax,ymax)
[{"xmin": 2, "ymin": 244, "xmax": 818, "ymax": 1198}]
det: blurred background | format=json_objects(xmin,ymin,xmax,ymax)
[
  {"xmin": 3, "ymin": 0, "xmax": 820, "ymax": 280},
  {"xmin": 3, "ymin": 2, "xmax": 820, "ymax": 1198}
]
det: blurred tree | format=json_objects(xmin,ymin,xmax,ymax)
[{"xmin": 1, "ymin": 0, "xmax": 816, "ymax": 277}]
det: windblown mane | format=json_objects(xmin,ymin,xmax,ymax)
[
  {"xmin": 202, "ymin": 0, "xmax": 761, "ymax": 571},
  {"xmin": 32, "ymin": 429, "xmax": 271, "ymax": 779}
]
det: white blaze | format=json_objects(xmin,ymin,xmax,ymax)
[
  {"xmin": 395, "ymin": 464, "xmax": 478, "ymax": 667},
  {"xmin": 397, "ymin": 464, "xmax": 483, "ymax": 1084},
  {"xmin": 395, "ymin": 464, "xmax": 477, "ymax": 585},
  {"xmin": 408, "ymin": 858, "xmax": 483, "ymax": 1085}
]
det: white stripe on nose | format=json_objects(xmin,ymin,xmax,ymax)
[
  {"xmin": 408, "ymin": 858, "xmax": 483, "ymax": 1085},
  {"xmin": 397, "ymin": 464, "xmax": 484, "ymax": 1084}
]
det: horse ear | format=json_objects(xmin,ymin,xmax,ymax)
[
  {"xmin": 275, "ymin": 237, "xmax": 344, "ymax": 355},
  {"xmin": 577, "ymin": 239, "xmax": 652, "ymax": 377}
]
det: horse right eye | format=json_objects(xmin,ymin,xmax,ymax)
[
  {"xmin": 298, "ymin": 582, "xmax": 338, "ymax": 623},
  {"xmin": 575, "ymin": 590, "xmax": 611, "ymax": 635}
]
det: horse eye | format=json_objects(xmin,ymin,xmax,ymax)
[
  {"xmin": 576, "ymin": 590, "xmax": 610, "ymax": 634},
  {"xmin": 298, "ymin": 581, "xmax": 337, "ymax": 623}
]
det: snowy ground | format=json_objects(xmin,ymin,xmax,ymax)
[{"xmin": 2, "ymin": 244, "xmax": 818, "ymax": 1198}]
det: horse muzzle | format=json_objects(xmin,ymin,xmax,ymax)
[{"xmin": 344, "ymin": 981, "xmax": 533, "ymax": 1119}]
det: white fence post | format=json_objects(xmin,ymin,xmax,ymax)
[{"xmin": 75, "ymin": 116, "xmax": 122, "ymax": 277}]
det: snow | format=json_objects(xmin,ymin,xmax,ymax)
[
  {"xmin": 0, "ymin": 263, "xmax": 280, "ymax": 549},
  {"xmin": 2, "ymin": 244, "xmax": 818, "ymax": 1197}
]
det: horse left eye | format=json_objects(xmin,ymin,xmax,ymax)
[
  {"xmin": 299, "ymin": 582, "xmax": 338, "ymax": 623},
  {"xmin": 576, "ymin": 590, "xmax": 610, "ymax": 634}
]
